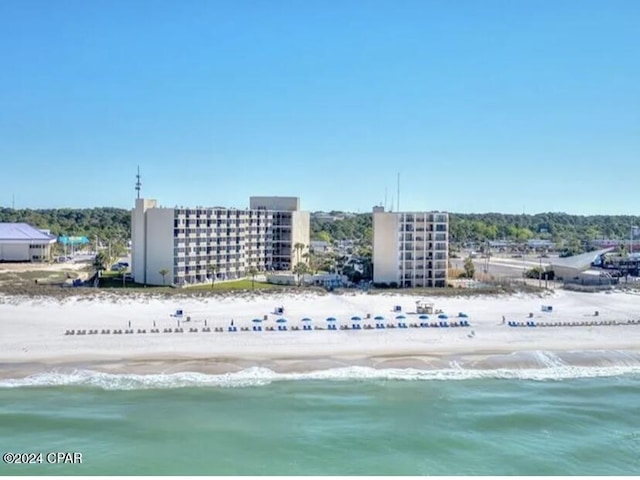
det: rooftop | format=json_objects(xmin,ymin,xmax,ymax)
[
  {"xmin": 549, "ymin": 247, "xmax": 615, "ymax": 271},
  {"xmin": 0, "ymin": 223, "xmax": 57, "ymax": 242}
]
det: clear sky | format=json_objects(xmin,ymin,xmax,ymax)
[{"xmin": 0, "ymin": 0, "xmax": 638, "ymax": 214}]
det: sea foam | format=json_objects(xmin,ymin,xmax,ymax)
[{"xmin": 3, "ymin": 351, "xmax": 640, "ymax": 390}]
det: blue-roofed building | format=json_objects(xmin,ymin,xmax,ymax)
[{"xmin": 0, "ymin": 223, "xmax": 57, "ymax": 262}]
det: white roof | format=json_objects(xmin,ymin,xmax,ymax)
[
  {"xmin": 0, "ymin": 223, "xmax": 57, "ymax": 243},
  {"xmin": 549, "ymin": 248, "xmax": 615, "ymax": 272}
]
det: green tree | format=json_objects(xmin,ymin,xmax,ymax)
[
  {"xmin": 302, "ymin": 252, "xmax": 316, "ymax": 274},
  {"xmin": 293, "ymin": 262, "xmax": 309, "ymax": 287},
  {"xmin": 159, "ymin": 268, "xmax": 170, "ymax": 285},
  {"xmin": 246, "ymin": 266, "xmax": 258, "ymax": 289},
  {"xmin": 317, "ymin": 231, "xmax": 332, "ymax": 242},
  {"xmin": 294, "ymin": 242, "xmax": 306, "ymax": 265},
  {"xmin": 93, "ymin": 252, "xmax": 108, "ymax": 272},
  {"xmin": 463, "ymin": 257, "xmax": 475, "ymax": 279}
]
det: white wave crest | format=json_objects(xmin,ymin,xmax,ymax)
[
  {"xmin": 2, "ymin": 361, "xmax": 640, "ymax": 390},
  {"xmin": 534, "ymin": 351, "xmax": 567, "ymax": 368}
]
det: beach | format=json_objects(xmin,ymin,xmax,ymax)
[{"xmin": 1, "ymin": 289, "xmax": 640, "ymax": 379}]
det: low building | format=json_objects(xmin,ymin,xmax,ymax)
[
  {"xmin": 310, "ymin": 240, "xmax": 331, "ymax": 254},
  {"xmin": 548, "ymin": 248, "xmax": 615, "ymax": 280},
  {"xmin": 526, "ymin": 239, "xmax": 555, "ymax": 250},
  {"xmin": 0, "ymin": 223, "xmax": 57, "ymax": 262}
]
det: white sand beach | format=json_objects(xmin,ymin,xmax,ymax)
[{"xmin": 1, "ymin": 289, "xmax": 640, "ymax": 376}]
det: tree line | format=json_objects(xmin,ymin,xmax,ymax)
[
  {"xmin": 2, "ymin": 207, "xmax": 638, "ymax": 248},
  {"xmin": 0, "ymin": 207, "xmax": 130, "ymax": 242},
  {"xmin": 311, "ymin": 212, "xmax": 640, "ymax": 245}
]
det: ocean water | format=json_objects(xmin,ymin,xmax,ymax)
[{"xmin": 1, "ymin": 364, "xmax": 640, "ymax": 475}]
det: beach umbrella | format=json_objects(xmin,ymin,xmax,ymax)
[
  {"xmin": 395, "ymin": 315, "xmax": 406, "ymax": 320},
  {"xmin": 276, "ymin": 318, "xmax": 287, "ymax": 323},
  {"xmin": 374, "ymin": 316, "xmax": 385, "ymax": 321},
  {"xmin": 301, "ymin": 318, "xmax": 312, "ymax": 322},
  {"xmin": 419, "ymin": 315, "xmax": 429, "ymax": 320},
  {"xmin": 351, "ymin": 316, "xmax": 362, "ymax": 321},
  {"xmin": 438, "ymin": 314, "xmax": 448, "ymax": 319},
  {"xmin": 326, "ymin": 317, "xmax": 337, "ymax": 322},
  {"xmin": 252, "ymin": 318, "xmax": 263, "ymax": 323}
]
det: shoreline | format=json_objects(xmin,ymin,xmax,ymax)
[{"xmin": 3, "ymin": 348, "xmax": 640, "ymax": 381}]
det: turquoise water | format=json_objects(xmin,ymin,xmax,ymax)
[{"xmin": 1, "ymin": 371, "xmax": 640, "ymax": 475}]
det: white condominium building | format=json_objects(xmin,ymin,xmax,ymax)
[
  {"xmin": 132, "ymin": 196, "xmax": 310, "ymax": 286},
  {"xmin": 373, "ymin": 207, "xmax": 449, "ymax": 288}
]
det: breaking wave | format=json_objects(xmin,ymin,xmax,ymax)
[{"xmin": 3, "ymin": 351, "xmax": 640, "ymax": 390}]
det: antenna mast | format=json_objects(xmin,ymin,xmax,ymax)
[
  {"xmin": 135, "ymin": 166, "xmax": 142, "ymax": 199},
  {"xmin": 384, "ymin": 188, "xmax": 388, "ymax": 211}
]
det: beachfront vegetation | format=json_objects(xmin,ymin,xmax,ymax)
[
  {"xmin": 293, "ymin": 262, "xmax": 309, "ymax": 286},
  {"xmin": 525, "ymin": 266, "xmax": 555, "ymax": 280},
  {"xmin": 185, "ymin": 279, "xmax": 283, "ymax": 291},
  {"xmin": 246, "ymin": 266, "xmax": 259, "ymax": 289},
  {"xmin": 461, "ymin": 257, "xmax": 476, "ymax": 279}
]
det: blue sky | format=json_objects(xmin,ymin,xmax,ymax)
[{"xmin": 1, "ymin": 0, "xmax": 638, "ymax": 214}]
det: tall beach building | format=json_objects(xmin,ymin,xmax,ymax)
[
  {"xmin": 372, "ymin": 207, "xmax": 449, "ymax": 288},
  {"xmin": 131, "ymin": 196, "xmax": 310, "ymax": 286}
]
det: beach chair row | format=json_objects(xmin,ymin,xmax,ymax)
[
  {"xmin": 534, "ymin": 319, "xmax": 640, "ymax": 328},
  {"xmin": 507, "ymin": 321, "xmax": 538, "ymax": 327},
  {"xmin": 64, "ymin": 320, "xmax": 474, "ymax": 336}
]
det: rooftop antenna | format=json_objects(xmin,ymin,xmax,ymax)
[
  {"xmin": 384, "ymin": 188, "xmax": 388, "ymax": 211},
  {"xmin": 135, "ymin": 166, "xmax": 142, "ymax": 199},
  {"xmin": 397, "ymin": 172, "xmax": 401, "ymax": 213}
]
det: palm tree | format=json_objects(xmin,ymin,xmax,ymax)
[
  {"xmin": 159, "ymin": 268, "xmax": 169, "ymax": 285},
  {"xmin": 246, "ymin": 266, "xmax": 259, "ymax": 289},
  {"xmin": 293, "ymin": 262, "xmax": 309, "ymax": 287},
  {"xmin": 294, "ymin": 242, "xmax": 306, "ymax": 266},
  {"xmin": 208, "ymin": 263, "xmax": 218, "ymax": 290},
  {"xmin": 302, "ymin": 251, "xmax": 314, "ymax": 274}
]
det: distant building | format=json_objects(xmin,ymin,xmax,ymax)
[
  {"xmin": 372, "ymin": 207, "xmax": 449, "ymax": 288},
  {"xmin": 310, "ymin": 240, "xmax": 331, "ymax": 254},
  {"xmin": 0, "ymin": 223, "xmax": 57, "ymax": 262},
  {"xmin": 488, "ymin": 240, "xmax": 514, "ymax": 249},
  {"xmin": 131, "ymin": 196, "xmax": 310, "ymax": 286},
  {"xmin": 526, "ymin": 239, "xmax": 555, "ymax": 250}
]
